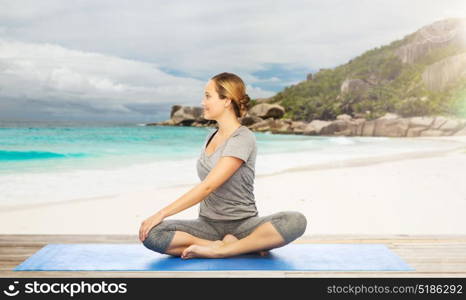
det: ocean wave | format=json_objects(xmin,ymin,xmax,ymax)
[{"xmin": 0, "ymin": 150, "xmax": 86, "ymax": 161}]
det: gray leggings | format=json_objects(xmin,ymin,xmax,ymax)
[{"xmin": 142, "ymin": 210, "xmax": 307, "ymax": 254}]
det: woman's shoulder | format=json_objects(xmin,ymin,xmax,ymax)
[
  {"xmin": 233, "ymin": 125, "xmax": 252, "ymax": 135},
  {"xmin": 205, "ymin": 125, "xmax": 255, "ymax": 143},
  {"xmin": 232, "ymin": 126, "xmax": 256, "ymax": 143}
]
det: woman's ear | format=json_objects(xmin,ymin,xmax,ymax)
[{"xmin": 224, "ymin": 98, "xmax": 232, "ymax": 108}]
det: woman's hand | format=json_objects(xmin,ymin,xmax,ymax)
[{"xmin": 139, "ymin": 211, "xmax": 165, "ymax": 242}]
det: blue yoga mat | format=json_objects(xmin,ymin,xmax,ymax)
[{"xmin": 14, "ymin": 243, "xmax": 414, "ymax": 271}]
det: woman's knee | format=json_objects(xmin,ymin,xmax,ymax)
[
  {"xmin": 272, "ymin": 211, "xmax": 308, "ymax": 244},
  {"xmin": 141, "ymin": 222, "xmax": 175, "ymax": 254}
]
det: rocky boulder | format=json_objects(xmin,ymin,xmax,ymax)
[
  {"xmin": 454, "ymin": 126, "xmax": 466, "ymax": 136},
  {"xmin": 170, "ymin": 105, "xmax": 182, "ymax": 118},
  {"xmin": 336, "ymin": 114, "xmax": 352, "ymax": 121},
  {"xmin": 420, "ymin": 117, "xmax": 466, "ymax": 136},
  {"xmin": 249, "ymin": 103, "xmax": 285, "ymax": 119},
  {"xmin": 405, "ymin": 116, "xmax": 435, "ymax": 137},
  {"xmin": 340, "ymin": 79, "xmax": 370, "ymax": 95},
  {"xmin": 171, "ymin": 106, "xmax": 205, "ymax": 125},
  {"xmin": 374, "ymin": 118, "xmax": 410, "ymax": 137},
  {"xmin": 239, "ymin": 113, "xmax": 263, "ymax": 126},
  {"xmin": 301, "ymin": 118, "xmax": 365, "ymax": 136},
  {"xmin": 395, "ymin": 18, "xmax": 466, "ymax": 64},
  {"xmin": 303, "ymin": 120, "xmax": 332, "ymax": 135},
  {"xmin": 146, "ymin": 104, "xmax": 466, "ymax": 137},
  {"xmin": 335, "ymin": 118, "xmax": 365, "ymax": 136},
  {"xmin": 422, "ymin": 53, "xmax": 466, "ymax": 91},
  {"xmin": 290, "ymin": 121, "xmax": 308, "ymax": 134},
  {"xmin": 249, "ymin": 118, "xmax": 293, "ymax": 133}
]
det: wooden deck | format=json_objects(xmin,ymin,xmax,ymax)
[{"xmin": 1, "ymin": 234, "xmax": 465, "ymax": 277}]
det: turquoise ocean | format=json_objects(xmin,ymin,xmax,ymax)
[{"xmin": 0, "ymin": 120, "xmax": 463, "ymax": 206}]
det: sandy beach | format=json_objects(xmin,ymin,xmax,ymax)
[{"xmin": 1, "ymin": 136, "xmax": 465, "ymax": 236}]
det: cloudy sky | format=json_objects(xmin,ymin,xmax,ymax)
[{"xmin": 0, "ymin": 0, "xmax": 465, "ymax": 122}]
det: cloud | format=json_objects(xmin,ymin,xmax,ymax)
[
  {"xmin": 0, "ymin": 39, "xmax": 203, "ymax": 103},
  {"xmin": 0, "ymin": 38, "xmax": 276, "ymax": 121},
  {"xmin": 4, "ymin": 0, "xmax": 465, "ymax": 75},
  {"xmin": 1, "ymin": 0, "xmax": 465, "ymax": 121},
  {"xmin": 0, "ymin": 39, "xmax": 200, "ymax": 121}
]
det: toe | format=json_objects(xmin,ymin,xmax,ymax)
[
  {"xmin": 181, "ymin": 247, "xmax": 191, "ymax": 259},
  {"xmin": 259, "ymin": 250, "xmax": 269, "ymax": 256}
]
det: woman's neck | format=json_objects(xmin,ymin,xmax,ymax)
[{"xmin": 215, "ymin": 118, "xmax": 242, "ymax": 137}]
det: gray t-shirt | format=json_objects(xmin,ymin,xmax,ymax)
[{"xmin": 196, "ymin": 125, "xmax": 258, "ymax": 220}]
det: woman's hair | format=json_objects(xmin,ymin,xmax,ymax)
[{"xmin": 210, "ymin": 72, "xmax": 251, "ymax": 118}]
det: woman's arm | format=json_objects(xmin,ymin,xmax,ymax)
[
  {"xmin": 157, "ymin": 182, "xmax": 210, "ymax": 218},
  {"xmin": 139, "ymin": 156, "xmax": 244, "ymax": 241},
  {"xmin": 158, "ymin": 156, "xmax": 244, "ymax": 218}
]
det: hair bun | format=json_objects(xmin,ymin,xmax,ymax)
[
  {"xmin": 237, "ymin": 94, "xmax": 251, "ymax": 118},
  {"xmin": 239, "ymin": 94, "xmax": 250, "ymax": 104}
]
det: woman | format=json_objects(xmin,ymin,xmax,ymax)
[{"xmin": 139, "ymin": 72, "xmax": 307, "ymax": 259}]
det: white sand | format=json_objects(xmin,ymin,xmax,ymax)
[{"xmin": 1, "ymin": 136, "xmax": 465, "ymax": 236}]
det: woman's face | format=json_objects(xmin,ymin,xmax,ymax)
[{"xmin": 202, "ymin": 80, "xmax": 228, "ymax": 120}]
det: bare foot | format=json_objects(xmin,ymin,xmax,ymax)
[
  {"xmin": 209, "ymin": 240, "xmax": 225, "ymax": 248},
  {"xmin": 258, "ymin": 250, "xmax": 270, "ymax": 256},
  {"xmin": 222, "ymin": 234, "xmax": 269, "ymax": 256},
  {"xmin": 181, "ymin": 245, "xmax": 222, "ymax": 259}
]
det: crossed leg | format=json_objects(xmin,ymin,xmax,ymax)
[
  {"xmin": 163, "ymin": 231, "xmax": 223, "ymax": 256},
  {"xmin": 143, "ymin": 211, "xmax": 307, "ymax": 258},
  {"xmin": 221, "ymin": 234, "xmax": 270, "ymax": 256},
  {"xmin": 142, "ymin": 217, "xmax": 225, "ymax": 256},
  {"xmin": 181, "ymin": 221, "xmax": 286, "ymax": 259},
  {"xmin": 164, "ymin": 232, "xmax": 269, "ymax": 257}
]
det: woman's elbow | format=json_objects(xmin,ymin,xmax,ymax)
[{"xmin": 199, "ymin": 181, "xmax": 215, "ymax": 194}]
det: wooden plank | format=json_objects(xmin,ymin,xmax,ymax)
[
  {"xmin": 1, "ymin": 234, "xmax": 465, "ymax": 241},
  {"xmin": 1, "ymin": 234, "xmax": 465, "ymax": 277},
  {"xmin": 0, "ymin": 238, "xmax": 465, "ymax": 248}
]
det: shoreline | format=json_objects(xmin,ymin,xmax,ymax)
[
  {"xmin": 1, "ymin": 136, "xmax": 465, "ymax": 213},
  {"xmin": 0, "ymin": 135, "xmax": 465, "ymax": 235},
  {"xmin": 259, "ymin": 144, "xmax": 466, "ymax": 178},
  {"xmin": 0, "ymin": 141, "xmax": 464, "ymax": 213}
]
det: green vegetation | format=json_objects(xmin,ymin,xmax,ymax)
[
  {"xmin": 249, "ymin": 98, "xmax": 258, "ymax": 108},
  {"xmin": 263, "ymin": 28, "xmax": 466, "ymax": 122}
]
